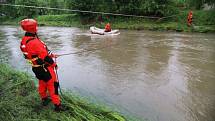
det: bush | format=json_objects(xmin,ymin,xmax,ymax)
[{"xmin": 177, "ymin": 10, "xmax": 215, "ymax": 26}]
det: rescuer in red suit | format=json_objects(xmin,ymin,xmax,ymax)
[
  {"xmin": 20, "ymin": 19, "xmax": 62, "ymax": 111},
  {"xmin": 187, "ymin": 11, "xmax": 193, "ymax": 27},
  {"xmin": 104, "ymin": 23, "xmax": 111, "ymax": 32}
]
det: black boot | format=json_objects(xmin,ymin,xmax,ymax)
[
  {"xmin": 54, "ymin": 104, "xmax": 63, "ymax": 112},
  {"xmin": 42, "ymin": 97, "xmax": 51, "ymax": 106}
]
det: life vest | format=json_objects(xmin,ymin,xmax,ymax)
[
  {"xmin": 20, "ymin": 33, "xmax": 53, "ymax": 67},
  {"xmin": 187, "ymin": 11, "xmax": 193, "ymax": 26},
  {"xmin": 20, "ymin": 32, "xmax": 56, "ymax": 81},
  {"xmin": 105, "ymin": 23, "xmax": 111, "ymax": 32}
]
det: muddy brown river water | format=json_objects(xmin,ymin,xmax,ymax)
[{"xmin": 0, "ymin": 26, "xmax": 214, "ymax": 121}]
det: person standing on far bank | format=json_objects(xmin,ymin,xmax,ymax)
[{"xmin": 187, "ymin": 11, "xmax": 193, "ymax": 27}]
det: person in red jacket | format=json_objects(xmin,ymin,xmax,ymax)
[
  {"xmin": 187, "ymin": 11, "xmax": 193, "ymax": 27},
  {"xmin": 104, "ymin": 23, "xmax": 111, "ymax": 32},
  {"xmin": 20, "ymin": 19, "xmax": 62, "ymax": 111}
]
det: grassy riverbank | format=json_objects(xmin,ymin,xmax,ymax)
[
  {"xmin": 0, "ymin": 64, "xmax": 138, "ymax": 121},
  {"xmin": 0, "ymin": 10, "xmax": 214, "ymax": 33}
]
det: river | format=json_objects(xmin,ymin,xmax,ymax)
[{"xmin": 0, "ymin": 25, "xmax": 214, "ymax": 121}]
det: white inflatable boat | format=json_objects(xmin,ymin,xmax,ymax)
[{"xmin": 90, "ymin": 26, "xmax": 120, "ymax": 35}]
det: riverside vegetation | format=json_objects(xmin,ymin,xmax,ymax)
[
  {"xmin": 0, "ymin": 64, "xmax": 140, "ymax": 121},
  {"xmin": 0, "ymin": 0, "xmax": 214, "ymax": 33}
]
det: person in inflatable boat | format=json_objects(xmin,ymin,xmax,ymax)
[{"xmin": 104, "ymin": 23, "xmax": 111, "ymax": 32}]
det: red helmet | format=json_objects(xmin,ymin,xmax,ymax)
[
  {"xmin": 189, "ymin": 11, "xmax": 193, "ymax": 15},
  {"xmin": 20, "ymin": 19, "xmax": 38, "ymax": 33}
]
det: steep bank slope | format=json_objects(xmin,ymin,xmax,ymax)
[{"xmin": 0, "ymin": 64, "xmax": 135, "ymax": 121}]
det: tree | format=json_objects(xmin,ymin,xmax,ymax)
[
  {"xmin": 15, "ymin": 0, "xmax": 39, "ymax": 17},
  {"xmin": 187, "ymin": 0, "xmax": 215, "ymax": 9},
  {"xmin": 0, "ymin": 0, "xmax": 18, "ymax": 17}
]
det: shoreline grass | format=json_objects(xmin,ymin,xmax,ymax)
[
  {"xmin": 0, "ymin": 63, "xmax": 140, "ymax": 121},
  {"xmin": 0, "ymin": 10, "xmax": 214, "ymax": 33}
]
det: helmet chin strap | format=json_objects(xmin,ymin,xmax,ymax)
[
  {"xmin": 24, "ymin": 32, "xmax": 41, "ymax": 40},
  {"xmin": 35, "ymin": 33, "xmax": 39, "ymax": 39},
  {"xmin": 25, "ymin": 32, "xmax": 36, "ymax": 37}
]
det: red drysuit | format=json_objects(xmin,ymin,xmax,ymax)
[{"xmin": 20, "ymin": 32, "xmax": 60, "ymax": 105}]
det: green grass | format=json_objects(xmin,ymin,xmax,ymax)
[
  {"xmin": 0, "ymin": 63, "xmax": 140, "ymax": 121},
  {"xmin": 36, "ymin": 14, "xmax": 82, "ymax": 27},
  {"xmin": 0, "ymin": 10, "xmax": 214, "ymax": 33},
  {"xmin": 175, "ymin": 10, "xmax": 215, "ymax": 32}
]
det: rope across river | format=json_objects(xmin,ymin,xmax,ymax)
[
  {"xmin": 54, "ymin": 42, "xmax": 118, "ymax": 102},
  {"xmin": 0, "ymin": 3, "xmax": 177, "ymax": 20},
  {"xmin": 57, "ymin": 43, "xmax": 119, "ymax": 57}
]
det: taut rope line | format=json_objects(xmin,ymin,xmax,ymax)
[
  {"xmin": 57, "ymin": 43, "xmax": 119, "ymax": 57},
  {"xmin": 0, "ymin": 3, "xmax": 176, "ymax": 19}
]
